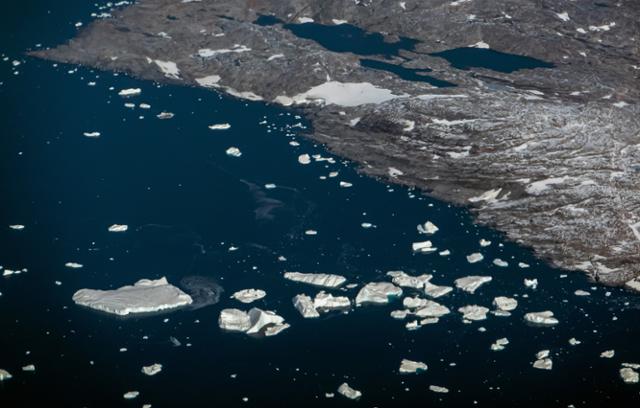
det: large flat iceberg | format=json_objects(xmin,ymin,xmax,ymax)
[
  {"xmin": 284, "ymin": 272, "xmax": 346, "ymax": 288},
  {"xmin": 72, "ymin": 277, "xmax": 192, "ymax": 316}
]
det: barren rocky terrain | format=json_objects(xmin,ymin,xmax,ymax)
[{"xmin": 32, "ymin": 0, "xmax": 640, "ymax": 288}]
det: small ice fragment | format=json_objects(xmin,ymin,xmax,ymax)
[
  {"xmin": 231, "ymin": 289, "xmax": 266, "ymax": 304},
  {"xmin": 208, "ymin": 123, "xmax": 231, "ymax": 130},
  {"xmin": 493, "ymin": 258, "xmax": 508, "ymax": 267},
  {"xmin": 438, "ymin": 249, "xmax": 450, "ymax": 256},
  {"xmin": 417, "ymin": 221, "xmax": 438, "ymax": 234},
  {"xmin": 141, "ymin": 363, "xmax": 162, "ymax": 376},
  {"xmin": 524, "ymin": 311, "xmax": 559, "ymax": 326},
  {"xmin": 493, "ymin": 296, "xmax": 518, "ymax": 311},
  {"xmin": 65, "ymin": 262, "xmax": 84, "ymax": 269},
  {"xmin": 518, "ymin": 262, "xmax": 530, "ymax": 268},
  {"xmin": 569, "ymin": 338, "xmax": 581, "ymax": 346},
  {"xmin": 123, "ymin": 391, "xmax": 139, "ymax": 400},
  {"xmin": 225, "ymin": 147, "xmax": 242, "ymax": 157},
  {"xmin": 218, "ymin": 309, "xmax": 252, "ymax": 332},
  {"xmin": 298, "ymin": 154, "xmax": 311, "ymax": 164},
  {"xmin": 264, "ymin": 183, "xmax": 276, "ymax": 189},
  {"xmin": 108, "ymin": 224, "xmax": 128, "ymax": 232},
  {"xmin": 22, "ymin": 365, "xmax": 35, "ymax": 372},
  {"xmin": 83, "ymin": 131, "xmax": 101, "ymax": 138},
  {"xmin": 337, "ymin": 383, "xmax": 362, "ymax": 400},
  {"xmin": 454, "ymin": 276, "xmax": 492, "ymax": 294},
  {"xmin": 466, "ymin": 253, "xmax": 484, "ymax": 263},
  {"xmin": 156, "ymin": 112, "xmax": 174, "ymax": 119},
  {"xmin": 9, "ymin": 224, "xmax": 25, "ymax": 230},
  {"xmin": 0, "ymin": 369, "xmax": 11, "ymax": 381},
  {"xmin": 399, "ymin": 359, "xmax": 428, "ymax": 374},
  {"xmin": 118, "ymin": 88, "xmax": 141, "ymax": 97},
  {"xmin": 601, "ymin": 350, "xmax": 615, "ymax": 358},
  {"xmin": 524, "ymin": 278, "xmax": 538, "ymax": 289},
  {"xmin": 412, "ymin": 240, "xmax": 437, "ymax": 253},
  {"xmin": 292, "ymin": 294, "xmax": 320, "ymax": 318},
  {"xmin": 429, "ymin": 385, "xmax": 449, "ymax": 393},
  {"xmin": 574, "ymin": 290, "xmax": 590, "ymax": 296},
  {"xmin": 491, "ymin": 338, "xmax": 509, "ymax": 351},
  {"xmin": 479, "ymin": 239, "xmax": 491, "ymax": 247},
  {"xmin": 304, "ymin": 230, "xmax": 317, "ymax": 235},
  {"xmin": 339, "ymin": 181, "xmax": 353, "ymax": 188}
]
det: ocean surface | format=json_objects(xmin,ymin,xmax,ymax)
[{"xmin": 1, "ymin": 2, "xmax": 639, "ymax": 407}]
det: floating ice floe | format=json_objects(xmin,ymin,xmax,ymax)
[
  {"xmin": 65, "ymin": 262, "xmax": 83, "ymax": 269},
  {"xmin": 22, "ymin": 365, "xmax": 35, "ymax": 372},
  {"xmin": 9, "ymin": 224, "xmax": 25, "ymax": 230},
  {"xmin": 518, "ymin": 262, "xmax": 530, "ymax": 268},
  {"xmin": 399, "ymin": 359, "xmax": 428, "ymax": 374},
  {"xmin": 139, "ymin": 103, "xmax": 151, "ymax": 109},
  {"xmin": 387, "ymin": 271, "xmax": 432, "ymax": 289},
  {"xmin": 414, "ymin": 300, "xmax": 450, "ymax": 318},
  {"xmin": 493, "ymin": 258, "xmax": 508, "ymax": 267},
  {"xmin": 574, "ymin": 290, "xmax": 590, "ymax": 296},
  {"xmin": 72, "ymin": 277, "xmax": 192, "ymax": 316},
  {"xmin": 297, "ymin": 154, "xmax": 311, "ymax": 165},
  {"xmin": 533, "ymin": 350, "xmax": 553, "ymax": 370},
  {"xmin": 459, "ymin": 305, "xmax": 489, "ymax": 321},
  {"xmin": 454, "ymin": 276, "xmax": 492, "ymax": 294},
  {"xmin": 412, "ymin": 240, "xmax": 437, "ymax": 253},
  {"xmin": 569, "ymin": 338, "xmax": 581, "ymax": 346},
  {"xmin": 156, "ymin": 112, "xmax": 174, "ymax": 119},
  {"xmin": 438, "ymin": 249, "xmax": 451, "ymax": 256},
  {"xmin": 620, "ymin": 364, "xmax": 640, "ymax": 384},
  {"xmin": 208, "ymin": 123, "xmax": 231, "ymax": 130},
  {"xmin": 83, "ymin": 131, "xmax": 101, "ymax": 138},
  {"xmin": 231, "ymin": 289, "xmax": 266, "ymax": 304},
  {"xmin": 304, "ymin": 230, "xmax": 318, "ymax": 236},
  {"xmin": 423, "ymin": 281, "xmax": 453, "ymax": 298},
  {"xmin": 108, "ymin": 224, "xmax": 128, "ymax": 232},
  {"xmin": 493, "ymin": 296, "xmax": 517, "ymax": 312},
  {"xmin": 218, "ymin": 308, "xmax": 289, "ymax": 336},
  {"xmin": 491, "ymin": 338, "xmax": 509, "ymax": 351},
  {"xmin": 417, "ymin": 221, "xmax": 438, "ymax": 235},
  {"xmin": 601, "ymin": 350, "xmax": 615, "ymax": 358},
  {"xmin": 524, "ymin": 311, "xmax": 559, "ymax": 326},
  {"xmin": 293, "ymin": 291, "xmax": 351, "ymax": 318},
  {"xmin": 118, "ymin": 88, "xmax": 141, "ymax": 97},
  {"xmin": 339, "ymin": 181, "xmax": 353, "ymax": 188},
  {"xmin": 0, "ymin": 369, "xmax": 12, "ymax": 381},
  {"xmin": 524, "ymin": 278, "xmax": 538, "ymax": 289},
  {"xmin": 123, "ymin": 391, "xmax": 139, "ymax": 400},
  {"xmin": 429, "ymin": 385, "xmax": 449, "ymax": 393},
  {"xmin": 225, "ymin": 147, "xmax": 242, "ymax": 157},
  {"xmin": 337, "ymin": 383, "xmax": 362, "ymax": 400},
  {"xmin": 466, "ymin": 252, "xmax": 484, "ymax": 263},
  {"xmin": 356, "ymin": 282, "xmax": 402, "ymax": 306},
  {"xmin": 284, "ymin": 272, "xmax": 346, "ymax": 288},
  {"xmin": 479, "ymin": 239, "xmax": 491, "ymax": 247},
  {"xmin": 141, "ymin": 363, "xmax": 162, "ymax": 376}
]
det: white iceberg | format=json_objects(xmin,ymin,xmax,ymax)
[
  {"xmin": 108, "ymin": 224, "xmax": 128, "ymax": 232},
  {"xmin": 524, "ymin": 278, "xmax": 539, "ymax": 289},
  {"xmin": 284, "ymin": 272, "xmax": 346, "ymax": 288},
  {"xmin": 72, "ymin": 277, "xmax": 192, "ymax": 316},
  {"xmin": 423, "ymin": 281, "xmax": 453, "ymax": 298},
  {"xmin": 141, "ymin": 363, "xmax": 162, "ymax": 376},
  {"xmin": 454, "ymin": 276, "xmax": 492, "ymax": 294},
  {"xmin": 293, "ymin": 294, "xmax": 320, "ymax": 318},
  {"xmin": 466, "ymin": 253, "xmax": 484, "ymax": 263},
  {"xmin": 83, "ymin": 131, "xmax": 101, "ymax": 138},
  {"xmin": 123, "ymin": 391, "xmax": 139, "ymax": 400},
  {"xmin": 601, "ymin": 350, "xmax": 615, "ymax": 358},
  {"xmin": 118, "ymin": 88, "xmax": 141, "ymax": 97},
  {"xmin": 22, "ymin": 365, "xmax": 35, "ymax": 372},
  {"xmin": 620, "ymin": 367, "xmax": 639, "ymax": 384},
  {"xmin": 298, "ymin": 154, "xmax": 311, "ymax": 165},
  {"xmin": 337, "ymin": 383, "xmax": 362, "ymax": 400},
  {"xmin": 9, "ymin": 224, "xmax": 25, "ymax": 230},
  {"xmin": 429, "ymin": 385, "xmax": 449, "ymax": 393},
  {"xmin": 458, "ymin": 305, "xmax": 489, "ymax": 321},
  {"xmin": 491, "ymin": 338, "xmax": 509, "ymax": 351},
  {"xmin": 0, "ymin": 369, "xmax": 12, "ymax": 381},
  {"xmin": 414, "ymin": 300, "xmax": 450, "ymax": 318},
  {"xmin": 387, "ymin": 271, "xmax": 432, "ymax": 289},
  {"xmin": 156, "ymin": 112, "xmax": 174, "ymax": 119},
  {"xmin": 493, "ymin": 296, "xmax": 518, "ymax": 312},
  {"xmin": 218, "ymin": 308, "xmax": 252, "ymax": 332},
  {"xmin": 524, "ymin": 311, "xmax": 559, "ymax": 326},
  {"xmin": 225, "ymin": 147, "xmax": 242, "ymax": 157},
  {"xmin": 417, "ymin": 221, "xmax": 438, "ymax": 235},
  {"xmin": 231, "ymin": 289, "xmax": 266, "ymax": 304},
  {"xmin": 356, "ymin": 282, "xmax": 402, "ymax": 306},
  {"xmin": 65, "ymin": 262, "xmax": 84, "ymax": 269},
  {"xmin": 208, "ymin": 123, "xmax": 231, "ymax": 130},
  {"xmin": 399, "ymin": 359, "xmax": 428, "ymax": 374},
  {"xmin": 219, "ymin": 308, "xmax": 289, "ymax": 336},
  {"xmin": 314, "ymin": 291, "xmax": 351, "ymax": 311},
  {"xmin": 493, "ymin": 258, "xmax": 508, "ymax": 267},
  {"xmin": 412, "ymin": 240, "xmax": 437, "ymax": 253}
]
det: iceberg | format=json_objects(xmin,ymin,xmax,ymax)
[
  {"xmin": 429, "ymin": 385, "xmax": 449, "ymax": 393},
  {"xmin": 356, "ymin": 282, "xmax": 402, "ymax": 306},
  {"xmin": 412, "ymin": 240, "xmax": 437, "ymax": 253},
  {"xmin": 524, "ymin": 311, "xmax": 559, "ymax": 326},
  {"xmin": 284, "ymin": 272, "xmax": 346, "ymax": 288},
  {"xmin": 493, "ymin": 258, "xmax": 509, "ymax": 267},
  {"xmin": 108, "ymin": 224, "xmax": 128, "ymax": 232},
  {"xmin": 156, "ymin": 112, "xmax": 174, "ymax": 119},
  {"xmin": 524, "ymin": 278, "xmax": 539, "ymax": 289},
  {"xmin": 225, "ymin": 147, "xmax": 242, "ymax": 157},
  {"xmin": 337, "ymin": 383, "xmax": 362, "ymax": 400},
  {"xmin": 65, "ymin": 262, "xmax": 84, "ymax": 269},
  {"xmin": 72, "ymin": 277, "xmax": 192, "ymax": 316},
  {"xmin": 298, "ymin": 154, "xmax": 311, "ymax": 165},
  {"xmin": 466, "ymin": 253, "xmax": 484, "ymax": 263},
  {"xmin": 218, "ymin": 308, "xmax": 252, "ymax": 332},
  {"xmin": 493, "ymin": 296, "xmax": 518, "ymax": 312},
  {"xmin": 123, "ymin": 391, "xmax": 139, "ymax": 400},
  {"xmin": 293, "ymin": 294, "xmax": 320, "ymax": 318},
  {"xmin": 454, "ymin": 276, "xmax": 492, "ymax": 294},
  {"xmin": 387, "ymin": 271, "xmax": 432, "ymax": 289},
  {"xmin": 601, "ymin": 350, "xmax": 615, "ymax": 358},
  {"xmin": 231, "ymin": 289, "xmax": 266, "ymax": 304},
  {"xmin": 458, "ymin": 305, "xmax": 489, "ymax": 321},
  {"xmin": 314, "ymin": 291, "xmax": 350, "ymax": 311},
  {"xmin": 414, "ymin": 300, "xmax": 450, "ymax": 318},
  {"xmin": 423, "ymin": 281, "xmax": 453, "ymax": 298},
  {"xmin": 491, "ymin": 338, "xmax": 509, "ymax": 351},
  {"xmin": 118, "ymin": 88, "xmax": 141, "ymax": 97},
  {"xmin": 219, "ymin": 308, "xmax": 289, "ymax": 336},
  {"xmin": 399, "ymin": 359, "xmax": 428, "ymax": 374},
  {"xmin": 208, "ymin": 123, "xmax": 231, "ymax": 130},
  {"xmin": 0, "ymin": 369, "xmax": 12, "ymax": 381},
  {"xmin": 141, "ymin": 363, "xmax": 162, "ymax": 376},
  {"xmin": 417, "ymin": 221, "xmax": 438, "ymax": 235},
  {"xmin": 620, "ymin": 367, "xmax": 639, "ymax": 384},
  {"xmin": 83, "ymin": 131, "xmax": 101, "ymax": 138},
  {"xmin": 9, "ymin": 224, "xmax": 25, "ymax": 230}
]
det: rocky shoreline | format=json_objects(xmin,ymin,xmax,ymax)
[{"xmin": 31, "ymin": 0, "xmax": 640, "ymax": 288}]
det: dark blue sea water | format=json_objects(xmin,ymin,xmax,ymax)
[{"xmin": 1, "ymin": 2, "xmax": 639, "ymax": 408}]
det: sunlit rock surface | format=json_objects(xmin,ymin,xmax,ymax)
[
  {"xmin": 32, "ymin": 0, "xmax": 640, "ymax": 286},
  {"xmin": 72, "ymin": 277, "xmax": 193, "ymax": 316}
]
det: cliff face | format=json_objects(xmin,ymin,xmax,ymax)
[{"xmin": 32, "ymin": 0, "xmax": 640, "ymax": 286}]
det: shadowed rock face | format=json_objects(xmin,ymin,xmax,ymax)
[{"xmin": 31, "ymin": 0, "xmax": 640, "ymax": 287}]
